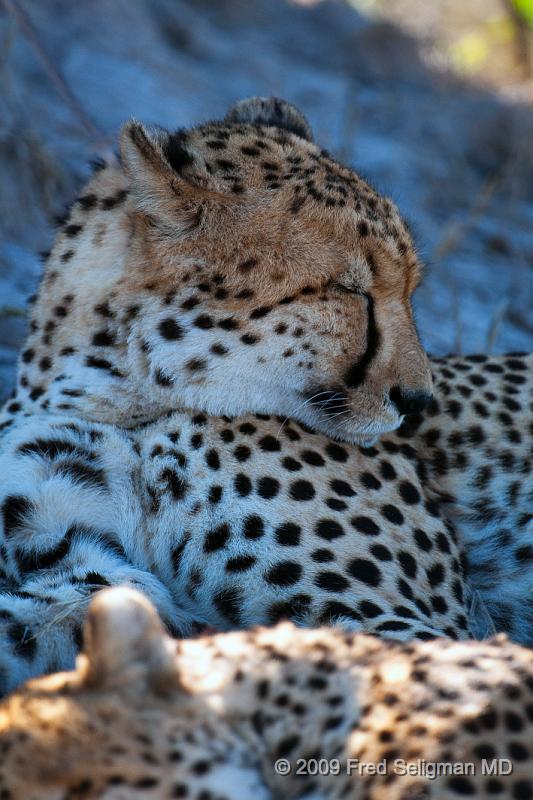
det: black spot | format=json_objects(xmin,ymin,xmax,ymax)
[
  {"xmin": 413, "ymin": 528, "xmax": 432, "ymax": 551},
  {"xmin": 92, "ymin": 330, "xmax": 115, "ymax": 347},
  {"xmin": 29, "ymin": 386, "xmax": 45, "ymax": 400},
  {"xmin": 78, "ymin": 193, "xmax": 97, "ymax": 210},
  {"xmin": 234, "ymin": 444, "xmax": 251, "ymax": 462},
  {"xmin": 282, "ymin": 457, "xmax": 302, "ymax": 471},
  {"xmin": 243, "ymin": 515, "xmax": 264, "ymax": 539},
  {"xmin": 64, "ymin": 223, "xmax": 83, "ymax": 237},
  {"xmin": 508, "ymin": 742, "xmax": 529, "ymax": 761},
  {"xmin": 325, "ymin": 498, "xmax": 347, "ymax": 511},
  {"xmin": 238, "ymin": 257, "xmax": 258, "ymax": 272},
  {"xmin": 399, "ymin": 481, "xmax": 421, "ymax": 504},
  {"xmin": 161, "ymin": 468, "xmax": 188, "ymax": 501},
  {"xmin": 8, "ymin": 622, "xmax": 37, "ymax": 660},
  {"xmin": 330, "ymin": 479, "xmax": 355, "ymax": 497},
  {"xmin": 257, "ymin": 476, "xmax": 280, "ymax": 499},
  {"xmin": 361, "ymin": 472, "xmax": 381, "ymax": 490},
  {"xmin": 241, "ymin": 333, "xmax": 260, "ymax": 345},
  {"xmin": 301, "ymin": 449, "xmax": 325, "ymax": 467},
  {"xmin": 21, "ymin": 348, "xmax": 35, "ymax": 363},
  {"xmin": 312, "ymin": 548, "xmax": 334, "ymax": 562},
  {"xmin": 276, "ymin": 735, "xmax": 301, "ymax": 758},
  {"xmin": 100, "ymin": 189, "xmax": 128, "ymax": 210},
  {"xmin": 208, "ymin": 485, "xmax": 223, "ymax": 504},
  {"xmin": 315, "ymin": 519, "xmax": 345, "ymax": 540},
  {"xmin": 226, "ymin": 555, "xmax": 256, "ymax": 572},
  {"xmin": 194, "ymin": 314, "xmax": 214, "ymax": 329},
  {"xmin": 258, "ymin": 435, "xmax": 281, "ymax": 452},
  {"xmin": 234, "ymin": 473, "xmax": 252, "ymax": 496},
  {"xmin": 159, "ymin": 318, "xmax": 184, "ymax": 340},
  {"xmin": 205, "ymin": 449, "xmax": 220, "ymax": 470},
  {"xmin": 427, "ymin": 563, "xmax": 445, "ymax": 587},
  {"xmin": 359, "ymin": 600, "xmax": 382, "ymax": 618},
  {"xmin": 189, "ymin": 432, "xmax": 202, "ymax": 449},
  {"xmin": 447, "ymin": 777, "xmax": 475, "ymax": 795},
  {"xmin": 347, "ymin": 558, "xmax": 382, "ymax": 586},
  {"xmin": 290, "ymin": 480, "xmax": 315, "ymax": 501},
  {"xmin": 265, "ymin": 561, "xmax": 302, "ymax": 586},
  {"xmin": 325, "ymin": 443, "xmax": 349, "ymax": 462},
  {"xmin": 351, "ymin": 516, "xmax": 380, "ymax": 536},
  {"xmin": 204, "ymin": 523, "xmax": 231, "ymax": 553},
  {"xmin": 94, "ymin": 302, "xmax": 113, "ymax": 318},
  {"xmin": 275, "ymin": 522, "xmax": 301, "ymax": 546},
  {"xmin": 370, "ymin": 543, "xmax": 393, "ymax": 561},
  {"xmin": 381, "ymin": 505, "xmax": 404, "ymax": 525},
  {"xmin": 208, "ymin": 343, "xmax": 227, "ymax": 357},
  {"xmin": 155, "ymin": 368, "xmax": 174, "ymax": 387},
  {"xmin": 398, "ymin": 551, "xmax": 417, "ymax": 578},
  {"xmin": 315, "ymin": 571, "xmax": 350, "ymax": 591},
  {"xmin": 250, "ymin": 306, "xmax": 271, "ymax": 320}
]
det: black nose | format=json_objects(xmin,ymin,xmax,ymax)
[{"xmin": 389, "ymin": 386, "xmax": 432, "ymax": 416}]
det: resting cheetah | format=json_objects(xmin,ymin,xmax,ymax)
[
  {"xmin": 1, "ymin": 587, "xmax": 532, "ymax": 800},
  {"xmin": 0, "ymin": 97, "xmax": 530, "ymax": 694}
]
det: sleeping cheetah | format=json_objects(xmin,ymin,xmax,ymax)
[
  {"xmin": 1, "ymin": 587, "xmax": 532, "ymax": 800},
  {"xmin": 0, "ymin": 97, "xmax": 530, "ymax": 695}
]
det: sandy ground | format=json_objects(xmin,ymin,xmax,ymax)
[{"xmin": 0, "ymin": 0, "xmax": 532, "ymax": 403}]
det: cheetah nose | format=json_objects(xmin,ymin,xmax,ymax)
[{"xmin": 389, "ymin": 386, "xmax": 432, "ymax": 416}]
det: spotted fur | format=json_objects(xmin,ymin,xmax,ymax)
[
  {"xmin": 394, "ymin": 353, "xmax": 533, "ymax": 645},
  {"xmin": 0, "ymin": 98, "xmax": 530, "ymax": 696},
  {"xmin": 1, "ymin": 588, "xmax": 532, "ymax": 800}
]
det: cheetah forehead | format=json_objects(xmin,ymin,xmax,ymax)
[{"xmin": 118, "ymin": 106, "xmax": 422, "ymax": 297}]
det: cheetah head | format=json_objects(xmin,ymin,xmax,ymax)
[
  {"xmin": 115, "ymin": 97, "xmax": 433, "ymax": 444},
  {"xmin": 27, "ymin": 97, "xmax": 433, "ymax": 445}
]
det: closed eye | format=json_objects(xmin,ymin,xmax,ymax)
[{"xmin": 335, "ymin": 284, "xmax": 369, "ymax": 299}]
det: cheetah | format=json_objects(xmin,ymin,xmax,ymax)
[
  {"xmin": 1, "ymin": 587, "xmax": 532, "ymax": 800},
  {"xmin": 0, "ymin": 97, "xmax": 530, "ymax": 694}
]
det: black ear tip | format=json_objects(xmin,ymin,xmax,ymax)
[
  {"xmin": 163, "ymin": 129, "xmax": 194, "ymax": 174},
  {"xmin": 225, "ymin": 96, "xmax": 313, "ymax": 142}
]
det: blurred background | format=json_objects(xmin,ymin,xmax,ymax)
[{"xmin": 1, "ymin": 0, "xmax": 532, "ymax": 403}]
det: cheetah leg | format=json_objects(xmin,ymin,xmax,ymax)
[
  {"xmin": 0, "ymin": 416, "xmax": 198, "ymax": 695},
  {"xmin": 0, "ymin": 533, "xmax": 196, "ymax": 696}
]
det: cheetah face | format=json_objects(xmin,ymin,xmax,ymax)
[{"xmin": 119, "ymin": 98, "xmax": 432, "ymax": 445}]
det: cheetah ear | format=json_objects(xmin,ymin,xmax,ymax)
[
  {"xmin": 225, "ymin": 96, "xmax": 314, "ymax": 142},
  {"xmin": 120, "ymin": 119, "xmax": 225, "ymax": 228},
  {"xmin": 81, "ymin": 587, "xmax": 179, "ymax": 694}
]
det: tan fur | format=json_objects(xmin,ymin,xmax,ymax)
[
  {"xmin": 6, "ymin": 98, "xmax": 431, "ymax": 444},
  {"xmin": 1, "ymin": 588, "xmax": 531, "ymax": 799}
]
